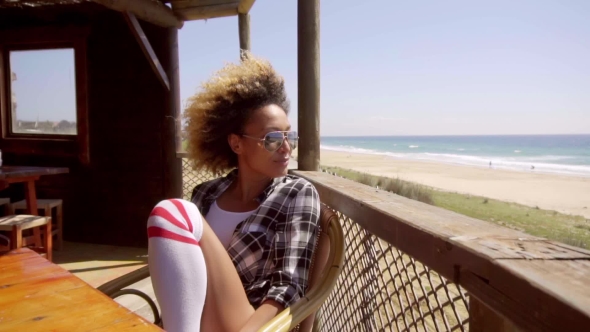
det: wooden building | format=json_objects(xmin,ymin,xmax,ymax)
[{"xmin": 0, "ymin": 0, "xmax": 321, "ymax": 248}]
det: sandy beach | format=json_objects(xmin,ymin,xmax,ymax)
[{"xmin": 297, "ymin": 149, "xmax": 590, "ymax": 219}]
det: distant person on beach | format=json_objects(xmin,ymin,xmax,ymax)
[
  {"xmin": 489, "ymin": 161, "xmax": 492, "ymax": 168},
  {"xmin": 531, "ymin": 165, "xmax": 535, "ymax": 170}
]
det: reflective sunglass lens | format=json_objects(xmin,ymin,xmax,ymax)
[
  {"xmin": 286, "ymin": 131, "xmax": 298, "ymax": 150},
  {"xmin": 262, "ymin": 131, "xmax": 299, "ymax": 151},
  {"xmin": 264, "ymin": 132, "xmax": 284, "ymax": 151}
]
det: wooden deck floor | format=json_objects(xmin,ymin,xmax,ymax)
[{"xmin": 53, "ymin": 241, "xmax": 158, "ymax": 322}]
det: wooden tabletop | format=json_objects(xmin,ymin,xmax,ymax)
[
  {"xmin": 0, "ymin": 166, "xmax": 69, "ymax": 180},
  {"xmin": 0, "ymin": 248, "xmax": 162, "ymax": 331}
]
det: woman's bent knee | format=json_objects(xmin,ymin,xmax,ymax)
[{"xmin": 147, "ymin": 199, "xmax": 204, "ymax": 241}]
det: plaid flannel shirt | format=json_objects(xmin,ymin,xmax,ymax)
[{"xmin": 190, "ymin": 169, "xmax": 320, "ymax": 308}]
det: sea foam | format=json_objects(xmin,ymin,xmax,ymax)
[{"xmin": 321, "ymin": 144, "xmax": 590, "ymax": 177}]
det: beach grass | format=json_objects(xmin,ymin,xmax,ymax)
[
  {"xmin": 431, "ymin": 190, "xmax": 590, "ymax": 248},
  {"xmin": 322, "ymin": 166, "xmax": 590, "ymax": 249},
  {"xmin": 322, "ymin": 166, "xmax": 434, "ymax": 205}
]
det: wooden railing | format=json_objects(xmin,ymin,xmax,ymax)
[{"xmin": 180, "ymin": 157, "xmax": 590, "ymax": 331}]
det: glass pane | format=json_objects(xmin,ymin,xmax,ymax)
[{"xmin": 10, "ymin": 48, "xmax": 77, "ymax": 135}]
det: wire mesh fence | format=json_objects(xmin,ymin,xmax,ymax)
[
  {"xmin": 314, "ymin": 210, "xmax": 469, "ymax": 332},
  {"xmin": 181, "ymin": 158, "xmax": 216, "ymax": 200},
  {"xmin": 181, "ymin": 158, "xmax": 470, "ymax": 331}
]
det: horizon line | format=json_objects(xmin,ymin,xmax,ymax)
[{"xmin": 320, "ymin": 133, "xmax": 590, "ymax": 137}]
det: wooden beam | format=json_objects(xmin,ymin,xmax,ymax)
[
  {"xmin": 175, "ymin": 3, "xmax": 237, "ymax": 21},
  {"xmin": 163, "ymin": 27, "xmax": 183, "ymax": 199},
  {"xmin": 238, "ymin": 13, "xmax": 250, "ymax": 60},
  {"xmin": 292, "ymin": 170, "xmax": 590, "ymax": 331},
  {"xmin": 469, "ymin": 295, "xmax": 522, "ymax": 332},
  {"xmin": 124, "ymin": 13, "xmax": 171, "ymax": 91},
  {"xmin": 172, "ymin": 0, "xmax": 239, "ymax": 10},
  {"xmin": 297, "ymin": 0, "xmax": 320, "ymax": 171},
  {"xmin": 238, "ymin": 0, "xmax": 255, "ymax": 14},
  {"xmin": 93, "ymin": 0, "xmax": 183, "ymax": 28}
]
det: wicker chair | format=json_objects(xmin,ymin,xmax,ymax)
[{"xmin": 97, "ymin": 203, "xmax": 345, "ymax": 332}]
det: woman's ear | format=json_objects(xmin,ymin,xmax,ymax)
[{"xmin": 228, "ymin": 134, "xmax": 242, "ymax": 155}]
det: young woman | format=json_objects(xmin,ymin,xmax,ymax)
[{"xmin": 147, "ymin": 53, "xmax": 320, "ymax": 332}]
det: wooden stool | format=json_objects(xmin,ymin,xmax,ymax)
[
  {"xmin": 0, "ymin": 234, "xmax": 9, "ymax": 253},
  {"xmin": 12, "ymin": 199, "xmax": 63, "ymax": 251},
  {"xmin": 0, "ymin": 215, "xmax": 52, "ymax": 261}
]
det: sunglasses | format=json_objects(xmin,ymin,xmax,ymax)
[{"xmin": 241, "ymin": 131, "xmax": 299, "ymax": 152}]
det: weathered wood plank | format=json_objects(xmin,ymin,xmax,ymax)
[
  {"xmin": 173, "ymin": 0, "xmax": 239, "ymax": 10},
  {"xmin": 292, "ymin": 170, "xmax": 590, "ymax": 331},
  {"xmin": 0, "ymin": 249, "xmax": 161, "ymax": 331},
  {"xmin": 238, "ymin": 0, "xmax": 256, "ymax": 14},
  {"xmin": 492, "ymin": 260, "xmax": 590, "ymax": 329},
  {"xmin": 93, "ymin": 0, "xmax": 183, "ymax": 28},
  {"xmin": 469, "ymin": 296, "xmax": 522, "ymax": 332},
  {"xmin": 174, "ymin": 3, "xmax": 237, "ymax": 21},
  {"xmin": 125, "ymin": 12, "xmax": 170, "ymax": 91}
]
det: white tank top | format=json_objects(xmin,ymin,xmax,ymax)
[{"xmin": 205, "ymin": 200, "xmax": 256, "ymax": 249}]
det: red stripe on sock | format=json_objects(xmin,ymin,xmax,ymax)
[
  {"xmin": 170, "ymin": 199, "xmax": 193, "ymax": 234},
  {"xmin": 150, "ymin": 206, "xmax": 188, "ymax": 232},
  {"xmin": 147, "ymin": 226, "xmax": 200, "ymax": 246}
]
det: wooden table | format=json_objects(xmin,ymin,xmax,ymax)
[
  {"xmin": 0, "ymin": 166, "xmax": 69, "ymax": 215},
  {"xmin": 0, "ymin": 248, "xmax": 162, "ymax": 331}
]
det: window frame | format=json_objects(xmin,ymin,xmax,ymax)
[{"xmin": 0, "ymin": 27, "xmax": 89, "ymax": 163}]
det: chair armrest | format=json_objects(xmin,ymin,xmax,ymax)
[
  {"xmin": 97, "ymin": 265, "xmax": 161, "ymax": 326},
  {"xmin": 97, "ymin": 265, "xmax": 151, "ymax": 296}
]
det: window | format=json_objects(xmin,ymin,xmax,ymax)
[
  {"xmin": 0, "ymin": 27, "xmax": 89, "ymax": 163},
  {"xmin": 9, "ymin": 48, "xmax": 77, "ymax": 136}
]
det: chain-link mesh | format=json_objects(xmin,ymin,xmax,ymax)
[
  {"xmin": 181, "ymin": 160, "xmax": 470, "ymax": 331},
  {"xmin": 315, "ymin": 210, "xmax": 469, "ymax": 332},
  {"xmin": 181, "ymin": 158, "xmax": 217, "ymax": 200}
]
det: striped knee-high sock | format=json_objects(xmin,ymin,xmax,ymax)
[{"xmin": 148, "ymin": 199, "xmax": 207, "ymax": 332}]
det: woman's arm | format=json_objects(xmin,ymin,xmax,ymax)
[
  {"xmin": 238, "ymin": 300, "xmax": 283, "ymax": 332},
  {"xmin": 263, "ymin": 181, "xmax": 321, "ymax": 307}
]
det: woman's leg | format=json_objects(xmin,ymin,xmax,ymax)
[
  {"xmin": 147, "ymin": 199, "xmax": 208, "ymax": 332},
  {"xmin": 147, "ymin": 199, "xmax": 255, "ymax": 332},
  {"xmin": 199, "ymin": 219, "xmax": 255, "ymax": 332}
]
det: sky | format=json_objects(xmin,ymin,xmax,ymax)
[
  {"xmin": 9, "ymin": 0, "xmax": 590, "ymax": 136},
  {"xmin": 177, "ymin": 0, "xmax": 590, "ymax": 136},
  {"xmin": 10, "ymin": 49, "xmax": 76, "ymax": 123}
]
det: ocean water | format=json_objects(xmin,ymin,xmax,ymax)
[{"xmin": 321, "ymin": 135, "xmax": 590, "ymax": 177}]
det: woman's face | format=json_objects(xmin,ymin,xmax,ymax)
[{"xmin": 233, "ymin": 104, "xmax": 296, "ymax": 178}]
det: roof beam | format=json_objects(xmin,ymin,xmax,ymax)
[
  {"xmin": 174, "ymin": 3, "xmax": 236, "ymax": 21},
  {"xmin": 238, "ymin": 0, "xmax": 255, "ymax": 14},
  {"xmin": 93, "ymin": 0, "xmax": 183, "ymax": 28},
  {"xmin": 124, "ymin": 12, "xmax": 170, "ymax": 91}
]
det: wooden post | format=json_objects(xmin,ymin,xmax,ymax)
[
  {"xmin": 163, "ymin": 27, "xmax": 183, "ymax": 199},
  {"xmin": 238, "ymin": 13, "xmax": 251, "ymax": 60},
  {"xmin": 470, "ymin": 296, "xmax": 522, "ymax": 332},
  {"xmin": 297, "ymin": 0, "xmax": 320, "ymax": 171}
]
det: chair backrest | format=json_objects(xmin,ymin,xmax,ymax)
[{"xmin": 298, "ymin": 204, "xmax": 338, "ymax": 332}]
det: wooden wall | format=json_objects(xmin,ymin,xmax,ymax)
[{"xmin": 0, "ymin": 4, "xmax": 182, "ymax": 247}]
